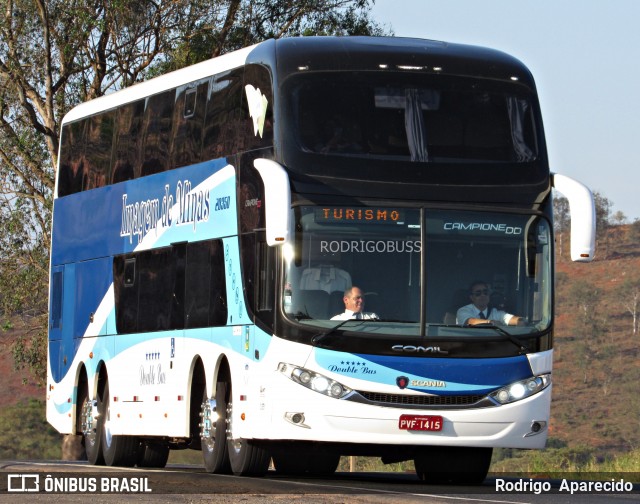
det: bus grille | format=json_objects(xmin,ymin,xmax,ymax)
[{"xmin": 354, "ymin": 391, "xmax": 488, "ymax": 408}]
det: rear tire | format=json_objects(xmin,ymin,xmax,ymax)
[
  {"xmin": 201, "ymin": 382, "xmax": 231, "ymax": 473},
  {"xmin": 415, "ymin": 446, "xmax": 492, "ymax": 485},
  {"xmin": 137, "ymin": 441, "xmax": 170, "ymax": 468},
  {"xmin": 80, "ymin": 380, "xmax": 104, "ymax": 465},
  {"xmin": 101, "ymin": 381, "xmax": 140, "ymax": 467}
]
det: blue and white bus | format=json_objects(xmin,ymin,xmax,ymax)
[{"xmin": 47, "ymin": 37, "xmax": 595, "ymax": 484}]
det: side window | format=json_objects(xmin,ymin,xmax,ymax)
[
  {"xmin": 50, "ymin": 271, "xmax": 63, "ymax": 329},
  {"xmin": 241, "ymin": 233, "xmax": 274, "ymax": 330},
  {"xmin": 113, "ymin": 255, "xmax": 140, "ymax": 333},
  {"xmin": 136, "ymin": 246, "xmax": 184, "ymax": 332},
  {"xmin": 114, "ymin": 240, "xmax": 226, "ymax": 334},
  {"xmin": 185, "ymin": 239, "xmax": 228, "ymax": 328},
  {"xmin": 257, "ymin": 240, "xmax": 275, "ymax": 313},
  {"xmin": 202, "ymin": 68, "xmax": 244, "ymax": 159},
  {"xmin": 170, "ymin": 79, "xmax": 208, "ymax": 170},
  {"xmin": 112, "ymin": 100, "xmax": 144, "ymax": 184},
  {"xmin": 84, "ymin": 111, "xmax": 115, "ymax": 190},
  {"xmin": 58, "ymin": 111, "xmax": 114, "ymax": 196},
  {"xmin": 57, "ymin": 120, "xmax": 87, "ymax": 197},
  {"xmin": 140, "ymin": 91, "xmax": 175, "ymax": 176},
  {"xmin": 239, "ymin": 64, "xmax": 274, "ymax": 151}
]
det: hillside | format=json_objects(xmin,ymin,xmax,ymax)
[
  {"xmin": 1, "ymin": 226, "xmax": 639, "ymax": 461},
  {"xmin": 551, "ymin": 229, "xmax": 640, "ymax": 456}
]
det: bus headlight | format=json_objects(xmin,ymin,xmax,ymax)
[
  {"xmin": 278, "ymin": 363, "xmax": 352, "ymax": 399},
  {"xmin": 489, "ymin": 374, "xmax": 551, "ymax": 405}
]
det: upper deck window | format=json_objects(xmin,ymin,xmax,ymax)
[{"xmin": 291, "ymin": 73, "xmax": 539, "ymax": 164}]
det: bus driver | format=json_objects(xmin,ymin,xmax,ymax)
[
  {"xmin": 456, "ymin": 281, "xmax": 525, "ymax": 326},
  {"xmin": 331, "ymin": 286, "xmax": 379, "ymax": 320}
]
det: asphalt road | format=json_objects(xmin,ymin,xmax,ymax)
[{"xmin": 0, "ymin": 460, "xmax": 638, "ymax": 503}]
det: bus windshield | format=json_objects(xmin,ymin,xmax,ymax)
[
  {"xmin": 283, "ymin": 206, "xmax": 552, "ymax": 342},
  {"xmin": 291, "ymin": 72, "xmax": 538, "ymax": 164}
]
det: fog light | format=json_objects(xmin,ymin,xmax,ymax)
[
  {"xmin": 525, "ymin": 420, "xmax": 547, "ymax": 437},
  {"xmin": 284, "ymin": 412, "xmax": 310, "ymax": 429}
]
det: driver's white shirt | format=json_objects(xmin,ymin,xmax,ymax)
[
  {"xmin": 330, "ymin": 309, "xmax": 378, "ymax": 321},
  {"xmin": 456, "ymin": 304, "xmax": 514, "ymax": 325}
]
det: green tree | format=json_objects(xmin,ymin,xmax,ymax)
[
  {"xmin": 0, "ymin": 0, "xmax": 386, "ymax": 385},
  {"xmin": 1, "ymin": 0, "xmax": 386, "ymax": 459}
]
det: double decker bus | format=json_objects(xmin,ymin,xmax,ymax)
[{"xmin": 47, "ymin": 36, "xmax": 595, "ymax": 484}]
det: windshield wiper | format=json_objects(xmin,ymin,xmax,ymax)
[{"xmin": 466, "ymin": 322, "xmax": 531, "ymax": 353}]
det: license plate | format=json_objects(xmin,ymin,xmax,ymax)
[{"xmin": 398, "ymin": 414, "xmax": 443, "ymax": 431}]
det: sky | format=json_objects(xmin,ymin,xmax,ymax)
[{"xmin": 370, "ymin": 0, "xmax": 640, "ymax": 220}]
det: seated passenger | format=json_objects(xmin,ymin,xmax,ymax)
[
  {"xmin": 456, "ymin": 281, "xmax": 524, "ymax": 326},
  {"xmin": 331, "ymin": 286, "xmax": 379, "ymax": 320}
]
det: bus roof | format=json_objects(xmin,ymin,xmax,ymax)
[
  {"xmin": 61, "ymin": 36, "xmax": 535, "ymax": 125},
  {"xmin": 61, "ymin": 43, "xmax": 259, "ymax": 125},
  {"xmin": 272, "ymin": 36, "xmax": 533, "ymax": 85}
]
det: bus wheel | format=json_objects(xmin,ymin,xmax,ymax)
[
  {"xmin": 80, "ymin": 383, "xmax": 104, "ymax": 465},
  {"xmin": 226, "ymin": 385, "xmax": 270, "ymax": 476},
  {"xmin": 414, "ymin": 446, "xmax": 492, "ymax": 485},
  {"xmin": 137, "ymin": 441, "xmax": 170, "ymax": 468},
  {"xmin": 101, "ymin": 381, "xmax": 139, "ymax": 467},
  {"xmin": 200, "ymin": 382, "xmax": 231, "ymax": 473}
]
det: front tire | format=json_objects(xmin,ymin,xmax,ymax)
[{"xmin": 226, "ymin": 384, "xmax": 270, "ymax": 476}]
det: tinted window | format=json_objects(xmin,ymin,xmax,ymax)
[
  {"xmin": 85, "ymin": 111, "xmax": 115, "ymax": 190},
  {"xmin": 140, "ymin": 91, "xmax": 174, "ymax": 176},
  {"xmin": 170, "ymin": 80, "xmax": 208, "ymax": 170},
  {"xmin": 239, "ymin": 64, "xmax": 274, "ymax": 151},
  {"xmin": 114, "ymin": 239, "xmax": 227, "ymax": 334},
  {"xmin": 112, "ymin": 100, "xmax": 145, "ymax": 183},
  {"xmin": 292, "ymin": 73, "xmax": 538, "ymax": 164},
  {"xmin": 202, "ymin": 68, "xmax": 244, "ymax": 159},
  {"xmin": 50, "ymin": 271, "xmax": 63, "ymax": 329},
  {"xmin": 185, "ymin": 240, "xmax": 228, "ymax": 328},
  {"xmin": 57, "ymin": 120, "xmax": 87, "ymax": 197}
]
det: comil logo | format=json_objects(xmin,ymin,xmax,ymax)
[{"xmin": 7, "ymin": 474, "xmax": 39, "ymax": 492}]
